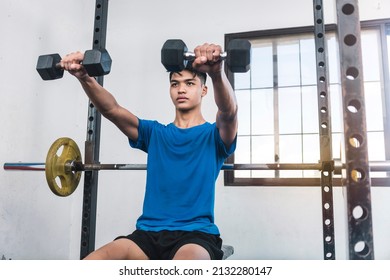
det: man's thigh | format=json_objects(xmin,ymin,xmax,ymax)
[{"xmin": 84, "ymin": 238, "xmax": 149, "ymax": 260}]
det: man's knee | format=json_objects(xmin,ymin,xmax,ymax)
[{"xmin": 173, "ymin": 243, "xmax": 211, "ymax": 260}]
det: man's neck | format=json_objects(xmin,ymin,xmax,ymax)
[{"xmin": 173, "ymin": 111, "xmax": 206, "ymax": 128}]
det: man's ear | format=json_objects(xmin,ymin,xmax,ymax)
[{"xmin": 201, "ymin": 85, "xmax": 208, "ymax": 97}]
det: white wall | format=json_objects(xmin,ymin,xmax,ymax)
[{"xmin": 1, "ymin": 0, "xmax": 390, "ymax": 260}]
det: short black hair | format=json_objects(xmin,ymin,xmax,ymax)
[{"xmin": 169, "ymin": 63, "xmax": 207, "ymax": 85}]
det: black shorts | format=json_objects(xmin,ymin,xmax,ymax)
[{"xmin": 115, "ymin": 230, "xmax": 223, "ymax": 260}]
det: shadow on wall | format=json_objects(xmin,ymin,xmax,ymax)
[{"xmin": 1, "ymin": 254, "xmax": 11, "ymax": 260}]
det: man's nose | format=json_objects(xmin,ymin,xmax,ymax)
[{"xmin": 178, "ymin": 83, "xmax": 186, "ymax": 93}]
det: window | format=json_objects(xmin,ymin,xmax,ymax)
[{"xmin": 225, "ymin": 19, "xmax": 390, "ymax": 186}]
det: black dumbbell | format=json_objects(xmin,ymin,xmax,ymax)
[
  {"xmin": 161, "ymin": 39, "xmax": 251, "ymax": 73},
  {"xmin": 36, "ymin": 49, "xmax": 112, "ymax": 80}
]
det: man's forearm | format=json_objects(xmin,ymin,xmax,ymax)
[
  {"xmin": 211, "ymin": 72, "xmax": 237, "ymax": 118},
  {"xmin": 78, "ymin": 76, "xmax": 119, "ymax": 117}
]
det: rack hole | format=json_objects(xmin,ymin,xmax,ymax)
[
  {"xmin": 324, "ymin": 203, "xmax": 330, "ymax": 210},
  {"xmin": 347, "ymin": 99, "xmax": 361, "ymax": 113},
  {"xmin": 321, "ymin": 107, "xmax": 327, "ymax": 113},
  {"xmin": 351, "ymin": 169, "xmax": 365, "ymax": 182},
  {"xmin": 319, "ymin": 61, "xmax": 325, "ymax": 68},
  {"xmin": 317, "ymin": 18, "xmax": 323, "ymax": 24},
  {"xmin": 323, "ymin": 186, "xmax": 330, "ymax": 192},
  {"xmin": 318, "ymin": 47, "xmax": 324, "ymax": 53},
  {"xmin": 325, "ymin": 252, "xmax": 333, "ymax": 259},
  {"xmin": 320, "ymin": 91, "xmax": 326, "ymax": 98},
  {"xmin": 342, "ymin": 3, "xmax": 355, "ymax": 15},
  {"xmin": 346, "ymin": 67, "xmax": 359, "ymax": 80},
  {"xmin": 344, "ymin": 34, "xmax": 357, "ymax": 46},
  {"xmin": 354, "ymin": 241, "xmax": 370, "ymax": 257},
  {"xmin": 352, "ymin": 205, "xmax": 367, "ymax": 220},
  {"xmin": 349, "ymin": 134, "xmax": 363, "ymax": 148}
]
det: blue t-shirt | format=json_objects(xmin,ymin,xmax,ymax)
[{"xmin": 129, "ymin": 119, "xmax": 236, "ymax": 235}]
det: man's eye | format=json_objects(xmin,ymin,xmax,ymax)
[
  {"xmin": 171, "ymin": 83, "xmax": 177, "ymax": 87},
  {"xmin": 187, "ymin": 82, "xmax": 194, "ymax": 86}
]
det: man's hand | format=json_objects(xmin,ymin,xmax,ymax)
[
  {"xmin": 60, "ymin": 51, "xmax": 90, "ymax": 81},
  {"xmin": 192, "ymin": 43, "xmax": 224, "ymax": 78}
]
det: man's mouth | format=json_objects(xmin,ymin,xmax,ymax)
[{"xmin": 177, "ymin": 97, "xmax": 188, "ymax": 102}]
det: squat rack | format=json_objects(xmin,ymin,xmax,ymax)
[
  {"xmin": 80, "ymin": 0, "xmax": 108, "ymax": 259},
  {"xmin": 76, "ymin": 0, "xmax": 374, "ymax": 259}
]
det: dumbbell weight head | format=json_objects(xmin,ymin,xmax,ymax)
[
  {"xmin": 226, "ymin": 39, "xmax": 251, "ymax": 73},
  {"xmin": 36, "ymin": 53, "xmax": 64, "ymax": 80},
  {"xmin": 83, "ymin": 49, "xmax": 112, "ymax": 77},
  {"xmin": 161, "ymin": 39, "xmax": 189, "ymax": 72}
]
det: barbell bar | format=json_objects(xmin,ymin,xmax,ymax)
[
  {"xmin": 4, "ymin": 137, "xmax": 390, "ymax": 197},
  {"xmin": 4, "ymin": 162, "xmax": 327, "ymax": 171}
]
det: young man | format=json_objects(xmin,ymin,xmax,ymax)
[{"xmin": 61, "ymin": 42, "xmax": 238, "ymax": 260}]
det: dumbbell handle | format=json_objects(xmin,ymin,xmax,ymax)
[
  {"xmin": 184, "ymin": 51, "xmax": 227, "ymax": 61},
  {"xmin": 54, "ymin": 62, "xmax": 63, "ymax": 69},
  {"xmin": 54, "ymin": 61, "xmax": 83, "ymax": 69}
]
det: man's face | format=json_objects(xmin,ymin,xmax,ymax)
[{"xmin": 169, "ymin": 70, "xmax": 207, "ymax": 112}]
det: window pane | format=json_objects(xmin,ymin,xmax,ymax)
[
  {"xmin": 303, "ymin": 134, "xmax": 320, "ymax": 163},
  {"xmin": 388, "ymin": 27, "xmax": 390, "ymax": 81},
  {"xmin": 235, "ymin": 136, "xmax": 251, "ymax": 178},
  {"xmin": 367, "ymin": 132, "xmax": 385, "ymax": 161},
  {"xmin": 303, "ymin": 134, "xmax": 321, "ymax": 178},
  {"xmin": 330, "ymin": 84, "xmax": 343, "ymax": 133},
  {"xmin": 278, "ymin": 39, "xmax": 300, "ymax": 86},
  {"xmin": 332, "ymin": 132, "xmax": 343, "ymax": 160},
  {"xmin": 251, "ymin": 42, "xmax": 273, "ymax": 88},
  {"xmin": 234, "ymin": 72, "xmax": 250, "ymax": 90},
  {"xmin": 364, "ymin": 82, "xmax": 384, "ymax": 131},
  {"xmin": 279, "ymin": 87, "xmax": 301, "ymax": 134},
  {"xmin": 279, "ymin": 135, "xmax": 303, "ymax": 177},
  {"xmin": 252, "ymin": 135, "xmax": 275, "ymax": 163},
  {"xmin": 252, "ymin": 136, "xmax": 275, "ymax": 178},
  {"xmin": 252, "ymin": 89, "xmax": 274, "ymax": 135},
  {"xmin": 300, "ymin": 38, "xmax": 317, "ymax": 85},
  {"xmin": 361, "ymin": 30, "xmax": 381, "ymax": 82},
  {"xmin": 302, "ymin": 86, "xmax": 319, "ymax": 133},
  {"xmin": 236, "ymin": 89, "xmax": 251, "ymax": 135},
  {"xmin": 279, "ymin": 134, "xmax": 302, "ymax": 162},
  {"xmin": 327, "ymin": 36, "xmax": 340, "ymax": 84}
]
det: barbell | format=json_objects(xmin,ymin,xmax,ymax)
[{"xmin": 5, "ymin": 137, "xmax": 390, "ymax": 197}]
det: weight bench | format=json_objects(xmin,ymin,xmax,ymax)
[{"xmin": 221, "ymin": 244, "xmax": 234, "ymax": 260}]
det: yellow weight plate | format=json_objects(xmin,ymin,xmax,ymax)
[{"xmin": 45, "ymin": 137, "xmax": 82, "ymax": 196}]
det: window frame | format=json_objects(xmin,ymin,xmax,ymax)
[{"xmin": 224, "ymin": 19, "xmax": 390, "ymax": 187}]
